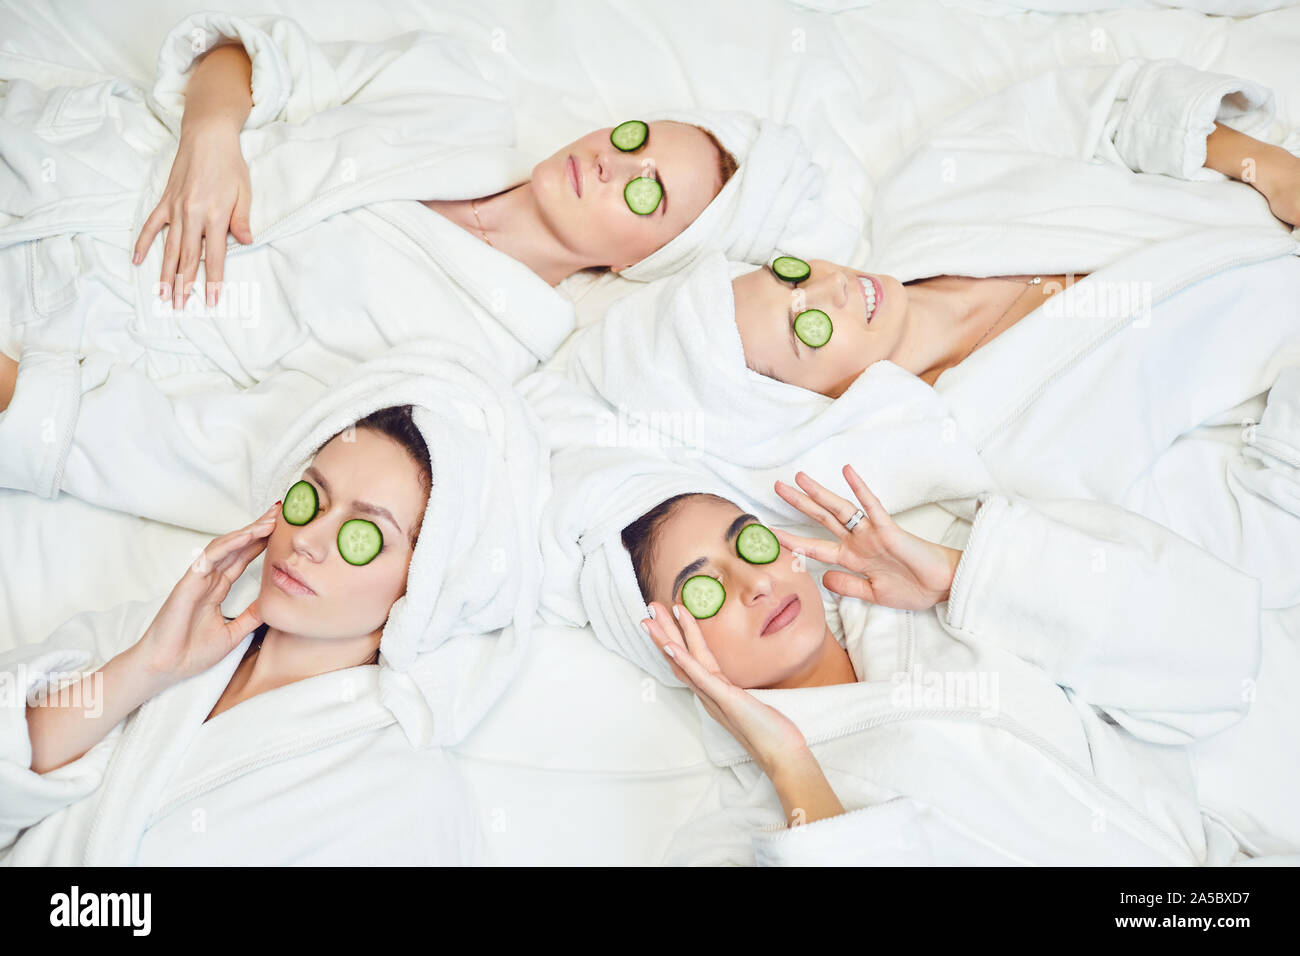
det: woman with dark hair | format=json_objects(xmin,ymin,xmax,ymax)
[
  {"xmin": 0, "ymin": 339, "xmax": 548, "ymax": 864},
  {"xmin": 0, "ymin": 407, "xmax": 474, "ymax": 864},
  {"xmin": 600, "ymin": 464, "xmax": 1294, "ymax": 865}
]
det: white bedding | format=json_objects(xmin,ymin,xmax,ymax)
[{"xmin": 3, "ymin": 0, "xmax": 1299, "ymax": 865}]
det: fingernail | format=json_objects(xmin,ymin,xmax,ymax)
[
  {"xmin": 646, "ymin": 604, "xmax": 656, "ymax": 619},
  {"xmin": 663, "ymin": 644, "xmax": 676, "ymax": 659},
  {"xmin": 672, "ymin": 605, "xmax": 681, "ymax": 621},
  {"xmin": 132, "ymin": 251, "xmax": 141, "ymax": 265},
  {"xmin": 207, "ymin": 288, "xmax": 217, "ymax": 307},
  {"xmin": 640, "ymin": 621, "xmax": 650, "ymax": 635}
]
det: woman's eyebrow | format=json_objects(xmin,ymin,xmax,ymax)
[
  {"xmin": 669, "ymin": 513, "xmax": 760, "ymax": 598},
  {"xmin": 304, "ymin": 465, "xmax": 406, "ymax": 538}
]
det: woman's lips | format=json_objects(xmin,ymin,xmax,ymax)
[
  {"xmin": 858, "ymin": 274, "xmax": 883, "ymax": 324},
  {"xmin": 762, "ymin": 595, "xmax": 801, "ymax": 636},
  {"xmin": 272, "ymin": 563, "xmax": 315, "ymax": 596},
  {"xmin": 567, "ymin": 155, "xmax": 582, "ymax": 197}
]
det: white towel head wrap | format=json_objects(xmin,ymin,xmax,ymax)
[
  {"xmin": 618, "ymin": 109, "xmax": 859, "ymax": 282},
  {"xmin": 251, "ymin": 340, "xmax": 547, "ymax": 747},
  {"xmin": 552, "ymin": 445, "xmax": 764, "ymax": 688}
]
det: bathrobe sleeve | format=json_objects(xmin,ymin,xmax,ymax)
[
  {"xmin": 927, "ymin": 57, "xmax": 1276, "ymax": 181},
  {"xmin": 0, "ymin": 348, "xmax": 326, "ymax": 531},
  {"xmin": 0, "ymin": 597, "xmax": 164, "ymax": 850},
  {"xmin": 664, "ymin": 783, "xmax": 1023, "ymax": 866},
  {"xmin": 943, "ymin": 494, "xmax": 1261, "ymax": 746},
  {"xmin": 147, "ymin": 11, "xmax": 499, "ymax": 135}
]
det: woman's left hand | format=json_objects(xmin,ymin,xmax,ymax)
[{"xmin": 772, "ymin": 464, "xmax": 962, "ymax": 611}]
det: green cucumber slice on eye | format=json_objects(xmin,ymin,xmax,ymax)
[
  {"xmin": 338, "ymin": 518, "xmax": 383, "ymax": 566},
  {"xmin": 282, "ymin": 480, "xmax": 319, "ymax": 526},
  {"xmin": 736, "ymin": 523, "xmax": 780, "ymax": 565},
  {"xmin": 772, "ymin": 256, "xmax": 811, "ymax": 282},
  {"xmin": 624, "ymin": 177, "xmax": 663, "ymax": 215},
  {"xmin": 794, "ymin": 309, "xmax": 833, "ymax": 348},
  {"xmin": 611, "ymin": 120, "xmax": 648, "ymax": 152},
  {"xmin": 681, "ymin": 575, "xmax": 725, "ymax": 620}
]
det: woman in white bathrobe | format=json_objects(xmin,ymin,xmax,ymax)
[
  {"xmin": 0, "ymin": 11, "xmax": 848, "ymax": 529},
  {"xmin": 602, "ymin": 465, "xmax": 1297, "ymax": 865},
  {"xmin": 0, "ymin": 405, "xmax": 480, "ymax": 864},
  {"xmin": 0, "ymin": 339, "xmax": 549, "ymax": 865}
]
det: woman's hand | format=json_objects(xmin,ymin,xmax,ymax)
[
  {"xmin": 772, "ymin": 465, "xmax": 962, "ymax": 611},
  {"xmin": 133, "ymin": 124, "xmax": 254, "ymax": 310},
  {"xmin": 642, "ymin": 600, "xmax": 809, "ymax": 776},
  {"xmin": 135, "ymin": 502, "xmax": 278, "ymax": 683},
  {"xmin": 133, "ymin": 43, "xmax": 255, "ymax": 310}
]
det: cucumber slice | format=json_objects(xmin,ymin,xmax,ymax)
[
  {"xmin": 611, "ymin": 120, "xmax": 648, "ymax": 152},
  {"xmin": 282, "ymin": 480, "xmax": 318, "ymax": 526},
  {"xmin": 736, "ymin": 523, "xmax": 780, "ymax": 565},
  {"xmin": 790, "ymin": 310, "xmax": 832, "ymax": 348},
  {"xmin": 681, "ymin": 575, "xmax": 725, "ymax": 619},
  {"xmin": 338, "ymin": 518, "xmax": 383, "ymax": 566},
  {"xmin": 624, "ymin": 177, "xmax": 663, "ymax": 215},
  {"xmin": 772, "ymin": 256, "xmax": 811, "ymax": 282},
  {"xmin": 794, "ymin": 309, "xmax": 833, "ymax": 348}
]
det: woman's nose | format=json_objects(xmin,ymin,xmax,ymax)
[
  {"xmin": 290, "ymin": 522, "xmax": 330, "ymax": 562},
  {"xmin": 809, "ymin": 269, "xmax": 849, "ymax": 311},
  {"xmin": 739, "ymin": 566, "xmax": 776, "ymax": 603}
]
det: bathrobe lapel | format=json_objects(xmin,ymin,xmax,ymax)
[
  {"xmin": 148, "ymin": 664, "xmax": 392, "ymax": 832},
  {"xmin": 81, "ymin": 635, "xmax": 253, "ymax": 865},
  {"xmin": 81, "ymin": 634, "xmax": 394, "ymax": 864},
  {"xmin": 365, "ymin": 200, "xmax": 576, "ymax": 364}
]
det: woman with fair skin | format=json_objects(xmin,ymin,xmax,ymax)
[
  {"xmin": 733, "ymin": 121, "xmax": 1300, "ymax": 395},
  {"xmin": 622, "ymin": 467, "xmax": 1294, "ymax": 863},
  {"xmin": 131, "ymin": 44, "xmax": 733, "ymax": 308},
  {"xmin": 2, "ymin": 406, "xmax": 484, "ymax": 864}
]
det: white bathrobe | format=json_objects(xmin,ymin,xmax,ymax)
[
  {"xmin": 0, "ymin": 12, "xmax": 572, "ymax": 524},
  {"xmin": 0, "ymin": 340, "xmax": 548, "ymax": 865},
  {"xmin": 861, "ymin": 56, "xmax": 1300, "ymax": 609},
  {"xmin": 0, "ymin": 598, "xmax": 483, "ymax": 866},
  {"xmin": 662, "ymin": 495, "xmax": 1300, "ymax": 866}
]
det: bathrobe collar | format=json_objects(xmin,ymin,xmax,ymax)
[{"xmin": 82, "ymin": 633, "xmax": 392, "ymax": 865}]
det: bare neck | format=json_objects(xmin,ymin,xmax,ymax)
[
  {"xmin": 206, "ymin": 624, "xmax": 379, "ymax": 722},
  {"xmin": 892, "ymin": 276, "xmax": 1031, "ymax": 386},
  {"xmin": 769, "ymin": 627, "xmax": 859, "ymax": 689},
  {"xmin": 424, "ymin": 184, "xmax": 592, "ymax": 288}
]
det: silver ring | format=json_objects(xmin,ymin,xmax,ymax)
[{"xmin": 843, "ymin": 508, "xmax": 866, "ymax": 532}]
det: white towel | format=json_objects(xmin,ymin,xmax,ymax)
[
  {"xmin": 555, "ymin": 252, "xmax": 996, "ymax": 525},
  {"xmin": 620, "ymin": 110, "xmax": 860, "ymax": 282},
  {"xmin": 251, "ymin": 339, "xmax": 547, "ymax": 747},
  {"xmin": 548, "ymin": 445, "xmax": 761, "ymax": 688}
]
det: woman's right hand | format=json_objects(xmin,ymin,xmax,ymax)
[
  {"xmin": 643, "ymin": 600, "xmax": 810, "ymax": 776},
  {"xmin": 135, "ymin": 502, "xmax": 278, "ymax": 684},
  {"xmin": 133, "ymin": 120, "xmax": 254, "ymax": 311}
]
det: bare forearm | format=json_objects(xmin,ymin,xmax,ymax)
[
  {"xmin": 1205, "ymin": 121, "xmax": 1289, "ymax": 189},
  {"xmin": 26, "ymin": 643, "xmax": 174, "ymax": 774},
  {"xmin": 766, "ymin": 748, "xmax": 846, "ymax": 828},
  {"xmin": 181, "ymin": 42, "xmax": 253, "ymax": 137}
]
